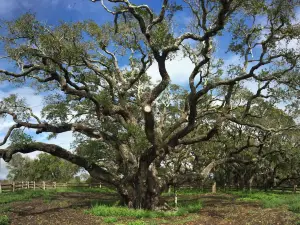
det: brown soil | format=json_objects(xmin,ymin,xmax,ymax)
[{"xmin": 2, "ymin": 192, "xmax": 299, "ymax": 225}]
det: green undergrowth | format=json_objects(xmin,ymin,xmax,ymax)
[
  {"xmin": 0, "ymin": 190, "xmax": 53, "ymax": 204},
  {"xmin": 127, "ymin": 221, "xmax": 147, "ymax": 225},
  {"xmin": 0, "ymin": 215, "xmax": 10, "ymax": 225},
  {"xmin": 86, "ymin": 200, "xmax": 202, "ymax": 219},
  {"xmin": 233, "ymin": 191, "xmax": 300, "ymax": 213},
  {"xmin": 0, "ymin": 187, "xmax": 115, "ymax": 205},
  {"xmin": 103, "ymin": 217, "xmax": 118, "ymax": 223}
]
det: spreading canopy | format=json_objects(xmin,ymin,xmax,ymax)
[{"xmin": 0, "ymin": 0, "xmax": 300, "ymax": 209}]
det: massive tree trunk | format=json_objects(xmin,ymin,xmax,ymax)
[{"xmin": 117, "ymin": 163, "xmax": 162, "ymax": 210}]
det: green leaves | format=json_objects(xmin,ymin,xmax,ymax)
[
  {"xmin": 9, "ymin": 130, "xmax": 33, "ymax": 148},
  {"xmin": 7, "ymin": 153, "xmax": 79, "ymax": 182}
]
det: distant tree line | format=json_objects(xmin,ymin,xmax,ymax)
[{"xmin": 6, "ymin": 153, "xmax": 80, "ymax": 182}]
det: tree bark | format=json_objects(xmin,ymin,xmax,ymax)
[{"xmin": 117, "ymin": 163, "xmax": 162, "ymax": 210}]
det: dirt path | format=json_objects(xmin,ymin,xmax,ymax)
[
  {"xmin": 186, "ymin": 194, "xmax": 299, "ymax": 225},
  {"xmin": 3, "ymin": 192, "xmax": 300, "ymax": 225},
  {"xmin": 7, "ymin": 192, "xmax": 115, "ymax": 225}
]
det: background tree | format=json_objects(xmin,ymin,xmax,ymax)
[
  {"xmin": 0, "ymin": 0, "xmax": 300, "ymax": 210},
  {"xmin": 7, "ymin": 153, "xmax": 79, "ymax": 182}
]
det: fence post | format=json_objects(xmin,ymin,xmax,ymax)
[
  {"xmin": 294, "ymin": 185, "xmax": 297, "ymax": 194},
  {"xmin": 53, "ymin": 182, "xmax": 56, "ymax": 189},
  {"xmin": 43, "ymin": 181, "xmax": 46, "ymax": 190},
  {"xmin": 174, "ymin": 185, "xmax": 177, "ymax": 208},
  {"xmin": 0, "ymin": 183, "xmax": 1, "ymax": 193},
  {"xmin": 99, "ymin": 182, "xmax": 102, "ymax": 188},
  {"xmin": 27, "ymin": 181, "xmax": 29, "ymax": 189},
  {"xmin": 33, "ymin": 181, "xmax": 36, "ymax": 190},
  {"xmin": 21, "ymin": 181, "xmax": 24, "ymax": 189},
  {"xmin": 12, "ymin": 182, "xmax": 15, "ymax": 192},
  {"xmin": 212, "ymin": 181, "xmax": 217, "ymax": 193}
]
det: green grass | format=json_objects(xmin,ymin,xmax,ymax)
[
  {"xmin": 127, "ymin": 221, "xmax": 146, "ymax": 225},
  {"xmin": 0, "ymin": 215, "xmax": 10, "ymax": 225},
  {"xmin": 0, "ymin": 186, "xmax": 115, "ymax": 205},
  {"xmin": 0, "ymin": 190, "xmax": 54, "ymax": 204},
  {"xmin": 55, "ymin": 186, "xmax": 115, "ymax": 194},
  {"xmin": 233, "ymin": 191, "xmax": 300, "ymax": 213},
  {"xmin": 177, "ymin": 200, "xmax": 203, "ymax": 214},
  {"xmin": 86, "ymin": 200, "xmax": 202, "ymax": 218},
  {"xmin": 103, "ymin": 217, "xmax": 118, "ymax": 223}
]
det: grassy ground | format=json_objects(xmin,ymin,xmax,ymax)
[
  {"xmin": 232, "ymin": 190, "xmax": 300, "ymax": 213},
  {"xmin": 0, "ymin": 187, "xmax": 300, "ymax": 224}
]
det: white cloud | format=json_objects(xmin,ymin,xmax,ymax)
[
  {"xmin": 147, "ymin": 52, "xmax": 194, "ymax": 85},
  {"xmin": 0, "ymin": 86, "xmax": 43, "ymax": 115},
  {"xmin": 0, "ymin": 86, "xmax": 75, "ymax": 151},
  {"xmin": 0, "ymin": 85, "xmax": 75, "ymax": 179},
  {"xmin": 0, "ymin": 87, "xmax": 44, "ymax": 145},
  {"xmin": 0, "ymin": 160, "xmax": 8, "ymax": 180}
]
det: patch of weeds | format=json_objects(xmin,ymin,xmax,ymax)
[
  {"xmin": 0, "ymin": 206, "xmax": 11, "ymax": 214},
  {"xmin": 87, "ymin": 199, "xmax": 202, "ymax": 219},
  {"xmin": 86, "ymin": 205, "xmax": 157, "ymax": 218},
  {"xmin": 172, "ymin": 199, "xmax": 203, "ymax": 216},
  {"xmin": 233, "ymin": 191, "xmax": 300, "ymax": 213},
  {"xmin": 288, "ymin": 202, "xmax": 300, "ymax": 213},
  {"xmin": 127, "ymin": 221, "xmax": 146, "ymax": 225},
  {"xmin": 0, "ymin": 190, "xmax": 55, "ymax": 204},
  {"xmin": 180, "ymin": 200, "xmax": 202, "ymax": 213},
  {"xmin": 90, "ymin": 199, "xmax": 118, "ymax": 207},
  {"xmin": 0, "ymin": 215, "xmax": 10, "ymax": 225},
  {"xmin": 104, "ymin": 217, "xmax": 118, "ymax": 223}
]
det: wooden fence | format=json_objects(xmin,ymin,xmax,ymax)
[
  {"xmin": 0, "ymin": 181, "xmax": 102, "ymax": 193},
  {"xmin": 0, "ymin": 181, "xmax": 299, "ymax": 194},
  {"xmin": 178, "ymin": 183, "xmax": 300, "ymax": 193}
]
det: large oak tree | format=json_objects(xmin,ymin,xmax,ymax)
[{"xmin": 1, "ymin": 0, "xmax": 300, "ymax": 209}]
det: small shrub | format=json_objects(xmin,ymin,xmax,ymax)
[{"xmin": 0, "ymin": 215, "xmax": 10, "ymax": 225}]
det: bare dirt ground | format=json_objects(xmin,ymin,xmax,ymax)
[{"xmin": 3, "ymin": 192, "xmax": 300, "ymax": 225}]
